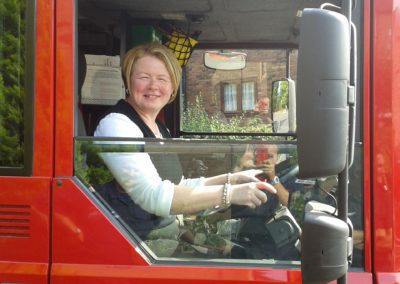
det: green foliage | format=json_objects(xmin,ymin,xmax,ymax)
[
  {"xmin": 181, "ymin": 96, "xmax": 273, "ymax": 139},
  {"xmin": 74, "ymin": 141, "xmax": 149, "ymax": 185},
  {"xmin": 74, "ymin": 141, "xmax": 114, "ymax": 186},
  {"xmin": 272, "ymin": 80, "xmax": 289, "ymax": 112},
  {"xmin": 0, "ymin": 0, "xmax": 26, "ymax": 167}
]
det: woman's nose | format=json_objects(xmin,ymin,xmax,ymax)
[{"xmin": 147, "ymin": 78, "xmax": 159, "ymax": 89}]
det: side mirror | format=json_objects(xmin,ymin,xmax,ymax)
[
  {"xmin": 301, "ymin": 201, "xmax": 353, "ymax": 284},
  {"xmin": 204, "ymin": 51, "xmax": 247, "ymax": 70},
  {"xmin": 271, "ymin": 79, "xmax": 296, "ymax": 133},
  {"xmin": 296, "ymin": 8, "xmax": 350, "ymax": 178}
]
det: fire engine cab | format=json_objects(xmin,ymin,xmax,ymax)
[{"xmin": 1, "ymin": 0, "xmax": 400, "ymax": 283}]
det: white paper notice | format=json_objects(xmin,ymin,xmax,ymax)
[{"xmin": 81, "ymin": 55, "xmax": 125, "ymax": 105}]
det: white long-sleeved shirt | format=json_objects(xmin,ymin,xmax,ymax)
[{"xmin": 94, "ymin": 113, "xmax": 203, "ymax": 217}]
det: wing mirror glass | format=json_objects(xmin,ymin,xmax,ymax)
[
  {"xmin": 271, "ymin": 78, "xmax": 296, "ymax": 133},
  {"xmin": 204, "ymin": 51, "xmax": 247, "ymax": 70},
  {"xmin": 296, "ymin": 8, "xmax": 350, "ymax": 178}
]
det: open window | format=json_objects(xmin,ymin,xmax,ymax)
[{"xmin": 181, "ymin": 49, "xmax": 298, "ymax": 138}]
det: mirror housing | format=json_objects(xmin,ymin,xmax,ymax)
[
  {"xmin": 204, "ymin": 51, "xmax": 247, "ymax": 70},
  {"xmin": 296, "ymin": 8, "xmax": 350, "ymax": 178},
  {"xmin": 271, "ymin": 79, "xmax": 296, "ymax": 133},
  {"xmin": 301, "ymin": 201, "xmax": 353, "ymax": 284}
]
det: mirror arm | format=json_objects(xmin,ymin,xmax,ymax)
[
  {"xmin": 341, "ymin": 0, "xmax": 352, "ymax": 24},
  {"xmin": 339, "ymin": 2, "xmax": 355, "ymax": 284},
  {"xmin": 340, "ymin": 4, "xmax": 356, "ymax": 284},
  {"xmin": 337, "ymin": 154, "xmax": 350, "ymax": 284},
  {"xmin": 348, "ymin": 22, "xmax": 357, "ymax": 168}
]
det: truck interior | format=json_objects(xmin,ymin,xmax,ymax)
[{"xmin": 75, "ymin": 0, "xmax": 363, "ymax": 268}]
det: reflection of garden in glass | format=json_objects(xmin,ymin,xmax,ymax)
[
  {"xmin": 74, "ymin": 138, "xmax": 298, "ymax": 187},
  {"xmin": 0, "ymin": 0, "xmax": 26, "ymax": 167},
  {"xmin": 73, "ymin": 138, "xmax": 363, "ymax": 265},
  {"xmin": 181, "ymin": 96, "xmax": 273, "ymax": 136},
  {"xmin": 74, "ymin": 138, "xmax": 301, "ymax": 260},
  {"xmin": 272, "ymin": 80, "xmax": 289, "ymax": 113},
  {"xmin": 74, "ymin": 138, "xmax": 300, "ymax": 238}
]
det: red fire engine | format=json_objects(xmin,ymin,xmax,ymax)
[{"xmin": 0, "ymin": 0, "xmax": 399, "ymax": 283}]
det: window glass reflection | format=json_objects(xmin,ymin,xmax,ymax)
[
  {"xmin": 75, "ymin": 138, "xmax": 363, "ymax": 267},
  {"xmin": 0, "ymin": 0, "xmax": 27, "ymax": 168}
]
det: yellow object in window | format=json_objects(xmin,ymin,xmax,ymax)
[{"xmin": 163, "ymin": 29, "xmax": 198, "ymax": 66}]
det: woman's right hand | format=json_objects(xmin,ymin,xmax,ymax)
[{"xmin": 230, "ymin": 182, "xmax": 276, "ymax": 208}]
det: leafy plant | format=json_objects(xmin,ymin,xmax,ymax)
[
  {"xmin": 181, "ymin": 96, "xmax": 273, "ymax": 139},
  {"xmin": 0, "ymin": 0, "xmax": 26, "ymax": 167},
  {"xmin": 74, "ymin": 141, "xmax": 114, "ymax": 186}
]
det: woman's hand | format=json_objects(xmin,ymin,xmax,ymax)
[
  {"xmin": 230, "ymin": 169, "xmax": 264, "ymax": 184},
  {"xmin": 230, "ymin": 182, "xmax": 276, "ymax": 208}
]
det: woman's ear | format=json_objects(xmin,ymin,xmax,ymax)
[{"xmin": 168, "ymin": 93, "xmax": 175, "ymax": 103}]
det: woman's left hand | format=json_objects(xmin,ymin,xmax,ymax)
[{"xmin": 230, "ymin": 169, "xmax": 263, "ymax": 184}]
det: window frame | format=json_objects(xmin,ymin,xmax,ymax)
[
  {"xmin": 220, "ymin": 79, "xmax": 258, "ymax": 114},
  {"xmin": 241, "ymin": 81, "xmax": 256, "ymax": 111},
  {"xmin": 222, "ymin": 82, "xmax": 238, "ymax": 113}
]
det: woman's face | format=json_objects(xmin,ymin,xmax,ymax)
[{"xmin": 127, "ymin": 55, "xmax": 173, "ymax": 115}]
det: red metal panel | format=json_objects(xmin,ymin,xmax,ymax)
[
  {"xmin": 54, "ymin": 0, "xmax": 74, "ymax": 176},
  {"xmin": 0, "ymin": 177, "xmax": 50, "ymax": 283},
  {"xmin": 0, "ymin": 262, "xmax": 48, "ymax": 283},
  {"xmin": 51, "ymin": 264, "xmax": 302, "ymax": 284},
  {"xmin": 33, "ymin": 0, "xmax": 55, "ymax": 177},
  {"xmin": 375, "ymin": 272, "xmax": 400, "ymax": 283},
  {"xmin": 362, "ymin": 0, "xmax": 372, "ymax": 274},
  {"xmin": 391, "ymin": 0, "xmax": 400, "ymax": 272},
  {"xmin": 50, "ymin": 264, "xmax": 371, "ymax": 284},
  {"xmin": 51, "ymin": 178, "xmax": 147, "ymax": 266},
  {"xmin": 372, "ymin": 0, "xmax": 400, "ymax": 273}
]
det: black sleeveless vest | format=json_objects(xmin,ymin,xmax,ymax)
[{"xmin": 95, "ymin": 99, "xmax": 181, "ymax": 238}]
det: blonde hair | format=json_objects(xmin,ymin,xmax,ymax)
[{"xmin": 121, "ymin": 42, "xmax": 182, "ymax": 103}]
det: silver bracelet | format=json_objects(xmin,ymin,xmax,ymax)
[
  {"xmin": 222, "ymin": 182, "xmax": 232, "ymax": 208},
  {"xmin": 212, "ymin": 173, "xmax": 232, "ymax": 211},
  {"xmin": 226, "ymin": 172, "xmax": 231, "ymax": 184}
]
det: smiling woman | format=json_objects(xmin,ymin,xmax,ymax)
[
  {"xmin": 128, "ymin": 56, "xmax": 174, "ymax": 127},
  {"xmin": 93, "ymin": 43, "xmax": 277, "ymax": 257}
]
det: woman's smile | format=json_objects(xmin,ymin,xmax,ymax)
[{"xmin": 127, "ymin": 55, "xmax": 173, "ymax": 115}]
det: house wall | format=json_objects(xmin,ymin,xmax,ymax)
[{"xmin": 184, "ymin": 49, "xmax": 298, "ymax": 121}]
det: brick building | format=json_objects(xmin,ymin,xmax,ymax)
[{"xmin": 183, "ymin": 49, "xmax": 298, "ymax": 126}]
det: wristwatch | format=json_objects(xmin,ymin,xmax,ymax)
[{"xmin": 268, "ymin": 176, "xmax": 280, "ymax": 185}]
